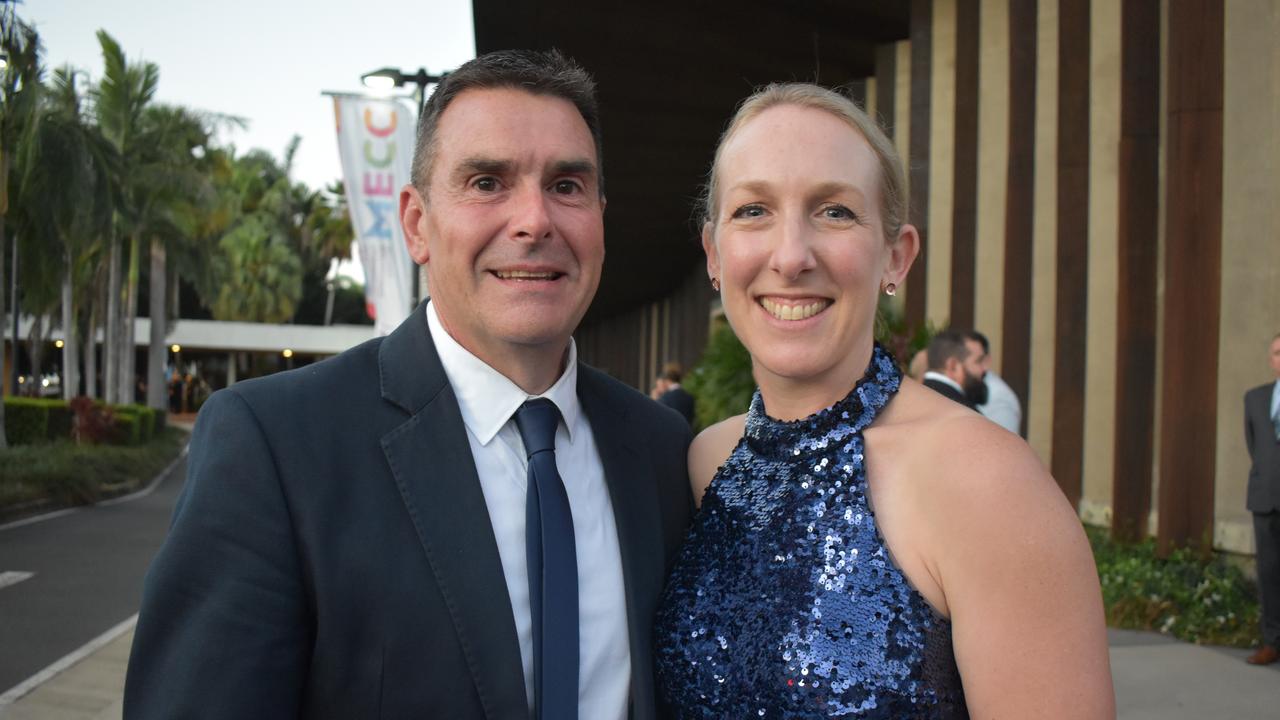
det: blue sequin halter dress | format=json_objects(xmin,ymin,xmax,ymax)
[{"xmin": 654, "ymin": 344, "xmax": 968, "ymax": 718}]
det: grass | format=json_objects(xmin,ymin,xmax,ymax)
[
  {"xmin": 1088, "ymin": 525, "xmax": 1260, "ymax": 647},
  {"xmin": 0, "ymin": 427, "xmax": 188, "ymax": 517}
]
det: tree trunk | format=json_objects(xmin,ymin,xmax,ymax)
[
  {"xmin": 61, "ymin": 265, "xmax": 80, "ymax": 399},
  {"xmin": 147, "ymin": 237, "xmax": 167, "ymax": 411},
  {"xmin": 27, "ymin": 314, "xmax": 46, "ymax": 397},
  {"xmin": 85, "ymin": 279, "xmax": 99, "ymax": 399},
  {"xmin": 119, "ymin": 232, "xmax": 140, "ymax": 405},
  {"xmin": 104, "ymin": 230, "xmax": 121, "ymax": 404},
  {"xmin": 0, "ymin": 207, "xmax": 7, "ymax": 449}
]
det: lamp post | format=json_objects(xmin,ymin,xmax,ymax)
[
  {"xmin": 358, "ymin": 67, "xmax": 446, "ymax": 307},
  {"xmin": 360, "ymin": 66, "xmax": 445, "ymax": 117}
]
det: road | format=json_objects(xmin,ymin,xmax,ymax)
[{"xmin": 0, "ymin": 455, "xmax": 186, "ymax": 694}]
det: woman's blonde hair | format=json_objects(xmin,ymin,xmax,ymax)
[{"xmin": 701, "ymin": 83, "xmax": 908, "ymax": 245}]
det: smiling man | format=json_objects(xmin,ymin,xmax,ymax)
[{"xmin": 125, "ymin": 50, "xmax": 694, "ymax": 720}]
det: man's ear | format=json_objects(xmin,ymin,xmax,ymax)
[
  {"xmin": 944, "ymin": 356, "xmax": 964, "ymax": 383},
  {"xmin": 884, "ymin": 223, "xmax": 921, "ymax": 290},
  {"xmin": 702, "ymin": 222, "xmax": 720, "ymax": 287},
  {"xmin": 400, "ymin": 184, "xmax": 430, "ymax": 265}
]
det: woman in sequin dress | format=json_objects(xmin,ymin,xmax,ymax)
[{"xmin": 653, "ymin": 84, "xmax": 1115, "ymax": 719}]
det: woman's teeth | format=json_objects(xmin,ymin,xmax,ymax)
[{"xmin": 759, "ymin": 298, "xmax": 830, "ymax": 321}]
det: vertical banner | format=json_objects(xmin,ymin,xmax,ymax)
[{"xmin": 333, "ymin": 96, "xmax": 416, "ymax": 336}]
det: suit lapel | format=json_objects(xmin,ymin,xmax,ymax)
[
  {"xmin": 379, "ymin": 305, "xmax": 529, "ymax": 720},
  {"xmin": 578, "ymin": 367, "xmax": 664, "ymax": 720}
]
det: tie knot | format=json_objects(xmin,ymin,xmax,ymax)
[{"xmin": 514, "ymin": 398, "xmax": 561, "ymax": 457}]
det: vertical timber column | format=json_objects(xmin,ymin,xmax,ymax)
[
  {"xmin": 906, "ymin": 0, "xmax": 934, "ymax": 329},
  {"xmin": 927, "ymin": 0, "xmax": 958, "ymax": 326},
  {"xmin": 975, "ymin": 0, "xmax": 1010, "ymax": 365},
  {"xmin": 1027, "ymin": 0, "xmax": 1060, "ymax": 464},
  {"xmin": 1002, "ymin": 0, "xmax": 1037, "ymax": 412},
  {"xmin": 1110, "ymin": 0, "xmax": 1160, "ymax": 542},
  {"xmin": 1157, "ymin": 0, "xmax": 1223, "ymax": 554},
  {"xmin": 1052, "ymin": 0, "xmax": 1090, "ymax": 508},
  {"xmin": 949, "ymin": 0, "xmax": 981, "ymax": 330}
]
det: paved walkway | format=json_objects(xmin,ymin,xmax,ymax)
[{"xmin": 2, "ymin": 625, "xmax": 1278, "ymax": 718}]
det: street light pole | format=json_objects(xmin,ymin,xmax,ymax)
[{"xmin": 359, "ymin": 66, "xmax": 447, "ymax": 307}]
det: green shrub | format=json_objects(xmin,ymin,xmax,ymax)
[
  {"xmin": 152, "ymin": 408, "xmax": 167, "ymax": 435},
  {"xmin": 44, "ymin": 400, "xmax": 74, "ymax": 441},
  {"xmin": 685, "ymin": 321, "xmax": 755, "ymax": 430},
  {"xmin": 118, "ymin": 405, "xmax": 156, "ymax": 442},
  {"xmin": 108, "ymin": 412, "xmax": 143, "ymax": 446},
  {"xmin": 0, "ymin": 427, "xmax": 188, "ymax": 510},
  {"xmin": 1088, "ymin": 526, "xmax": 1259, "ymax": 647},
  {"xmin": 4, "ymin": 398, "xmax": 51, "ymax": 446}
]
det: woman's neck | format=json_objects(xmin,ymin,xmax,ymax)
[{"xmin": 753, "ymin": 340, "xmax": 875, "ymax": 421}]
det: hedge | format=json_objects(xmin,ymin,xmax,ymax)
[
  {"xmin": 4, "ymin": 398, "xmax": 50, "ymax": 445},
  {"xmin": 3, "ymin": 398, "xmax": 168, "ymax": 447}
]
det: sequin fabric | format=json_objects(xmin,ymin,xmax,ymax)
[{"xmin": 655, "ymin": 344, "xmax": 967, "ymax": 719}]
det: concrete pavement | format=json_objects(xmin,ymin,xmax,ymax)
[{"xmin": 3, "ymin": 624, "xmax": 1278, "ymax": 718}]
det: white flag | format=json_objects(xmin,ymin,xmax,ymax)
[{"xmin": 333, "ymin": 96, "xmax": 417, "ymax": 336}]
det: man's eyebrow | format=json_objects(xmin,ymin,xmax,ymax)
[
  {"xmin": 453, "ymin": 156, "xmax": 512, "ymax": 177},
  {"xmin": 550, "ymin": 159, "xmax": 598, "ymax": 177}
]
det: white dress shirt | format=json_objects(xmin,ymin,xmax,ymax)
[
  {"xmin": 978, "ymin": 370, "xmax": 1023, "ymax": 434},
  {"xmin": 923, "ymin": 370, "xmax": 964, "ymax": 395},
  {"xmin": 427, "ymin": 302, "xmax": 630, "ymax": 720}
]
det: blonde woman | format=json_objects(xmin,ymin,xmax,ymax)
[{"xmin": 653, "ymin": 84, "xmax": 1113, "ymax": 718}]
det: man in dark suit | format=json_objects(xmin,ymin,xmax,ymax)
[
  {"xmin": 920, "ymin": 328, "xmax": 986, "ymax": 411},
  {"xmin": 1244, "ymin": 332, "xmax": 1280, "ymax": 665},
  {"xmin": 124, "ymin": 50, "xmax": 693, "ymax": 718},
  {"xmin": 652, "ymin": 362, "xmax": 695, "ymax": 427}
]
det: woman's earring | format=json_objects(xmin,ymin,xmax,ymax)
[
  {"xmin": 711, "ymin": 277, "xmax": 721, "ymax": 292},
  {"xmin": 884, "ymin": 283, "xmax": 897, "ymax": 297}
]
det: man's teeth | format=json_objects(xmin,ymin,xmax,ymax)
[
  {"xmin": 495, "ymin": 270, "xmax": 558, "ymax": 280},
  {"xmin": 760, "ymin": 298, "xmax": 829, "ymax": 321}
]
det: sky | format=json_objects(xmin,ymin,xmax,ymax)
[{"xmin": 29, "ymin": 0, "xmax": 477, "ymax": 280}]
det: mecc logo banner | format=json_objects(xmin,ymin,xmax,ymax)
[{"xmin": 333, "ymin": 96, "xmax": 416, "ymax": 336}]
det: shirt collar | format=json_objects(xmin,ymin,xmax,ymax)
[
  {"xmin": 426, "ymin": 301, "xmax": 581, "ymax": 446},
  {"xmin": 1272, "ymin": 380, "xmax": 1280, "ymax": 416},
  {"xmin": 923, "ymin": 370, "xmax": 964, "ymax": 394}
]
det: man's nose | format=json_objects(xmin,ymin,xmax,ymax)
[{"xmin": 510, "ymin": 183, "xmax": 553, "ymax": 242}]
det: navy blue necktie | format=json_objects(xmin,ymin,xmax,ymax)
[{"xmin": 514, "ymin": 399, "xmax": 578, "ymax": 720}]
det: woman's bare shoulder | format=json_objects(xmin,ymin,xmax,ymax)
[{"xmin": 688, "ymin": 414, "xmax": 747, "ymax": 508}]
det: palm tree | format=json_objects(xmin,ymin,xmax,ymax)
[
  {"xmin": 0, "ymin": 4, "xmax": 42, "ymax": 445},
  {"xmin": 132, "ymin": 104, "xmax": 215, "ymax": 411},
  {"xmin": 16, "ymin": 66, "xmax": 116, "ymax": 400},
  {"xmin": 91, "ymin": 29, "xmax": 157, "ymax": 404}
]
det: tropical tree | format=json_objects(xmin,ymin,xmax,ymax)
[
  {"xmin": 132, "ymin": 104, "xmax": 216, "ymax": 411},
  {"xmin": 15, "ymin": 66, "xmax": 116, "ymax": 400},
  {"xmin": 91, "ymin": 29, "xmax": 157, "ymax": 404},
  {"xmin": 0, "ymin": 3, "xmax": 42, "ymax": 443}
]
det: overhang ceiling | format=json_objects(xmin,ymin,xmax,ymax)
[{"xmin": 473, "ymin": 1, "xmax": 910, "ymax": 323}]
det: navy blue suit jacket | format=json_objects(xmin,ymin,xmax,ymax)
[{"xmin": 124, "ymin": 305, "xmax": 694, "ymax": 719}]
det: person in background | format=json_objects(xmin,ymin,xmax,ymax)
[
  {"xmin": 908, "ymin": 347, "xmax": 929, "ymax": 381},
  {"xmin": 964, "ymin": 330, "xmax": 1022, "ymax": 435},
  {"xmin": 1244, "ymin": 332, "xmax": 1280, "ymax": 665},
  {"xmin": 922, "ymin": 328, "xmax": 986, "ymax": 410},
  {"xmin": 651, "ymin": 362, "xmax": 696, "ymax": 426}
]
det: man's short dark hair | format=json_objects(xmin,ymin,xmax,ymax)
[
  {"xmin": 963, "ymin": 330, "xmax": 990, "ymax": 355},
  {"xmin": 411, "ymin": 49, "xmax": 603, "ymax": 194},
  {"xmin": 927, "ymin": 329, "xmax": 971, "ymax": 371},
  {"xmin": 659, "ymin": 362, "xmax": 683, "ymax": 384}
]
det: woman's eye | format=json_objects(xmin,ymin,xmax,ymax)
[
  {"xmin": 731, "ymin": 204, "xmax": 767, "ymax": 219},
  {"xmin": 822, "ymin": 205, "xmax": 857, "ymax": 221}
]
